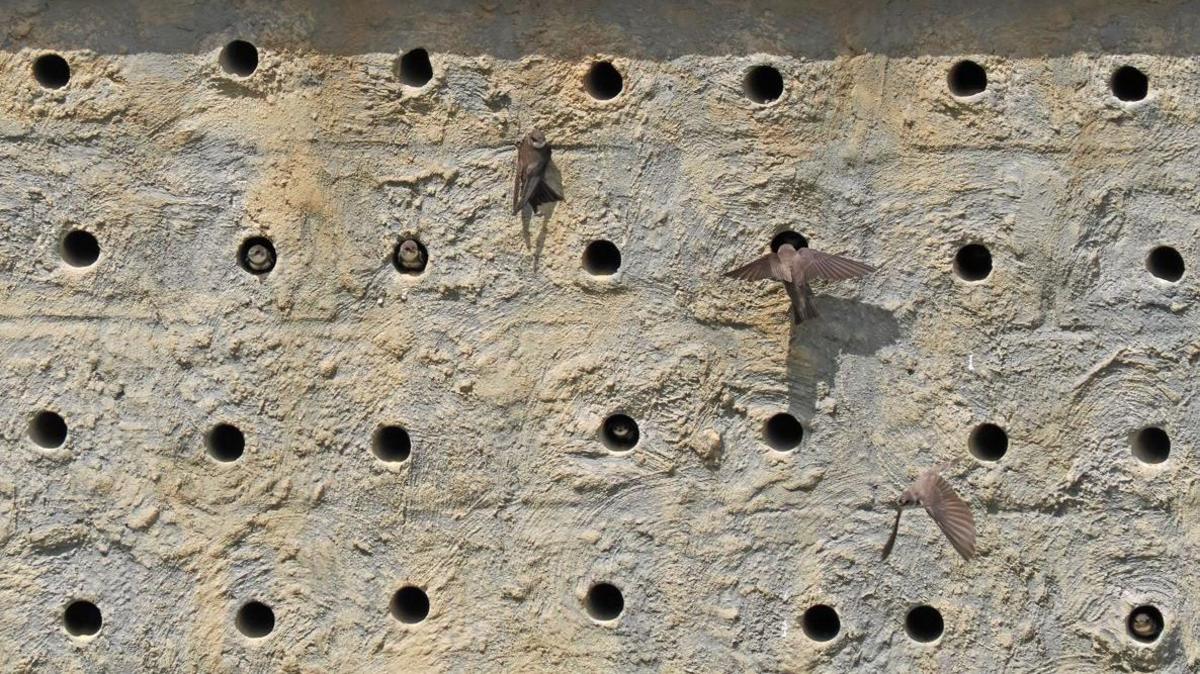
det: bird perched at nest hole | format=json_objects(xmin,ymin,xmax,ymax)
[
  {"xmin": 724, "ymin": 241, "xmax": 873, "ymax": 323},
  {"xmin": 243, "ymin": 242, "xmax": 275, "ymax": 273},
  {"xmin": 512, "ymin": 129, "xmax": 564, "ymax": 215},
  {"xmin": 1129, "ymin": 611, "xmax": 1161, "ymax": 640},
  {"xmin": 608, "ymin": 419, "xmax": 635, "ymax": 442},
  {"xmin": 881, "ymin": 468, "xmax": 976, "ymax": 561},
  {"xmin": 395, "ymin": 239, "xmax": 426, "ymax": 273}
]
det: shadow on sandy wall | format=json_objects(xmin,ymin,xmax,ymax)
[
  {"xmin": 785, "ymin": 296, "xmax": 899, "ymax": 420},
  {"xmin": 5, "ymin": 0, "xmax": 1199, "ymax": 59}
]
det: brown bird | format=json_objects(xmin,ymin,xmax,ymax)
[
  {"xmin": 512, "ymin": 129, "xmax": 564, "ymax": 215},
  {"xmin": 1130, "ymin": 612, "xmax": 1159, "ymax": 639},
  {"xmin": 724, "ymin": 242, "xmax": 873, "ymax": 323},
  {"xmin": 395, "ymin": 238, "xmax": 426, "ymax": 273},
  {"xmin": 881, "ymin": 469, "xmax": 976, "ymax": 561}
]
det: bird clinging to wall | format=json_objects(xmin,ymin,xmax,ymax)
[
  {"xmin": 724, "ymin": 240, "xmax": 874, "ymax": 323},
  {"xmin": 512, "ymin": 129, "xmax": 564, "ymax": 215},
  {"xmin": 881, "ymin": 468, "xmax": 977, "ymax": 561}
]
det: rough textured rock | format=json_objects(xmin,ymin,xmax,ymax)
[{"xmin": 0, "ymin": 1, "xmax": 1196, "ymax": 672}]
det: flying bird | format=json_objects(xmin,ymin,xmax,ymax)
[
  {"xmin": 395, "ymin": 239, "xmax": 426, "ymax": 273},
  {"xmin": 881, "ymin": 469, "xmax": 976, "ymax": 561},
  {"xmin": 724, "ymin": 242, "xmax": 873, "ymax": 323},
  {"xmin": 512, "ymin": 129, "xmax": 563, "ymax": 215}
]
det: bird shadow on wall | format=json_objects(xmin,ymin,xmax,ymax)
[
  {"xmin": 520, "ymin": 203, "xmax": 557, "ymax": 273},
  {"xmin": 785, "ymin": 297, "xmax": 900, "ymax": 419}
]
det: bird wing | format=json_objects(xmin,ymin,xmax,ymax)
[
  {"xmin": 513, "ymin": 137, "xmax": 548, "ymax": 214},
  {"xmin": 541, "ymin": 159, "xmax": 564, "ymax": 201},
  {"xmin": 881, "ymin": 508, "xmax": 902, "ymax": 560},
  {"xmin": 793, "ymin": 248, "xmax": 876, "ymax": 283},
  {"xmin": 917, "ymin": 473, "xmax": 976, "ymax": 560},
  {"xmin": 724, "ymin": 253, "xmax": 789, "ymax": 282},
  {"xmin": 519, "ymin": 173, "xmax": 544, "ymax": 212}
]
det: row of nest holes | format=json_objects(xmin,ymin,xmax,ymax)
[
  {"xmin": 26, "ymin": 409, "xmax": 1174, "ymax": 465},
  {"xmin": 951, "ymin": 242, "xmax": 1185, "ymax": 283},
  {"xmin": 948, "ymin": 61, "xmax": 1152, "ymax": 101},
  {"xmin": 946, "ymin": 61, "xmax": 1151, "ymax": 101},
  {"xmin": 966, "ymin": 422, "xmax": 1172, "ymax": 465},
  {"xmin": 49, "ymin": 229, "xmax": 1190, "ymax": 285},
  {"xmin": 28, "ymin": 47, "xmax": 1153, "ymax": 105},
  {"xmin": 52, "ymin": 231, "xmax": 621, "ymax": 277},
  {"xmin": 966, "ymin": 422, "xmax": 1173, "ymax": 465},
  {"xmin": 57, "ymin": 593, "xmax": 1166, "ymax": 646},
  {"xmin": 60, "ymin": 587, "xmax": 431, "ymax": 639},
  {"xmin": 30, "ymin": 43, "xmax": 619, "ymax": 99},
  {"xmin": 206, "ymin": 422, "xmax": 415, "ymax": 463}
]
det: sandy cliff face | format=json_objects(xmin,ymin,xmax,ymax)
[{"xmin": 0, "ymin": 1, "xmax": 1195, "ymax": 672}]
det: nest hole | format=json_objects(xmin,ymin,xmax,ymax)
[
  {"xmin": 29, "ymin": 410, "xmax": 67, "ymax": 449},
  {"xmin": 947, "ymin": 60, "xmax": 987, "ymax": 96},
  {"xmin": 1132, "ymin": 427, "xmax": 1170, "ymax": 465},
  {"xmin": 802, "ymin": 604, "xmax": 840, "ymax": 642},
  {"xmin": 584, "ymin": 61, "xmax": 623, "ymax": 100},
  {"xmin": 1146, "ymin": 246, "xmax": 1184, "ymax": 282},
  {"xmin": 1111, "ymin": 66, "xmax": 1148, "ymax": 102},
  {"xmin": 390, "ymin": 586, "xmax": 430, "ymax": 624},
  {"xmin": 206, "ymin": 423, "xmax": 245, "ymax": 463},
  {"xmin": 764, "ymin": 413, "xmax": 803, "ymax": 452},
  {"xmin": 33, "ymin": 54, "xmax": 70, "ymax": 89},
  {"xmin": 770, "ymin": 230, "xmax": 808, "ymax": 252},
  {"xmin": 968, "ymin": 423, "xmax": 1008, "ymax": 461},
  {"xmin": 63, "ymin": 600, "xmax": 102, "ymax": 637},
  {"xmin": 235, "ymin": 601, "xmax": 275, "ymax": 638},
  {"xmin": 905, "ymin": 605, "xmax": 944, "ymax": 643},
  {"xmin": 582, "ymin": 240, "xmax": 621, "ymax": 275},
  {"xmin": 372, "ymin": 425, "xmax": 412, "ymax": 463},
  {"xmin": 585, "ymin": 582, "xmax": 624, "ymax": 621},
  {"xmin": 953, "ymin": 244, "xmax": 992, "ymax": 281},
  {"xmin": 743, "ymin": 65, "xmax": 784, "ymax": 104},
  {"xmin": 220, "ymin": 40, "xmax": 259, "ymax": 76}
]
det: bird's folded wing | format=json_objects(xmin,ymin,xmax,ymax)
[
  {"xmin": 542, "ymin": 160, "xmax": 564, "ymax": 201},
  {"xmin": 724, "ymin": 254, "xmax": 787, "ymax": 281},
  {"xmin": 923, "ymin": 475, "xmax": 976, "ymax": 560},
  {"xmin": 520, "ymin": 174, "xmax": 544, "ymax": 210},
  {"xmin": 800, "ymin": 249, "xmax": 876, "ymax": 281}
]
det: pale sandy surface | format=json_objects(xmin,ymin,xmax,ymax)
[{"xmin": 0, "ymin": 1, "xmax": 1196, "ymax": 672}]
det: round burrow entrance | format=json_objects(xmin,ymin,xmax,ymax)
[
  {"xmin": 947, "ymin": 60, "xmax": 987, "ymax": 97},
  {"xmin": 801, "ymin": 604, "xmax": 840, "ymax": 642},
  {"xmin": 905, "ymin": 605, "xmax": 944, "ymax": 643},
  {"xmin": 235, "ymin": 601, "xmax": 275, "ymax": 638},
  {"xmin": 584, "ymin": 582, "xmax": 624, "ymax": 621},
  {"xmin": 764, "ymin": 413, "xmax": 803, "ymax": 452},
  {"xmin": 29, "ymin": 410, "xmax": 67, "ymax": 449},
  {"xmin": 390, "ymin": 586, "xmax": 430, "ymax": 624},
  {"xmin": 63, "ymin": 600, "xmax": 102, "ymax": 637},
  {"xmin": 743, "ymin": 65, "xmax": 784, "ymax": 104},
  {"xmin": 584, "ymin": 61, "xmax": 623, "ymax": 100},
  {"xmin": 220, "ymin": 40, "xmax": 259, "ymax": 77},
  {"xmin": 968, "ymin": 423, "xmax": 1008, "ymax": 461}
]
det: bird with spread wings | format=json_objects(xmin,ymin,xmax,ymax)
[
  {"xmin": 881, "ymin": 469, "xmax": 977, "ymax": 561},
  {"xmin": 724, "ymin": 242, "xmax": 874, "ymax": 323}
]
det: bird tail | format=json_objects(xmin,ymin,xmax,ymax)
[
  {"xmin": 791, "ymin": 284, "xmax": 819, "ymax": 323},
  {"xmin": 529, "ymin": 181, "xmax": 564, "ymax": 213}
]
